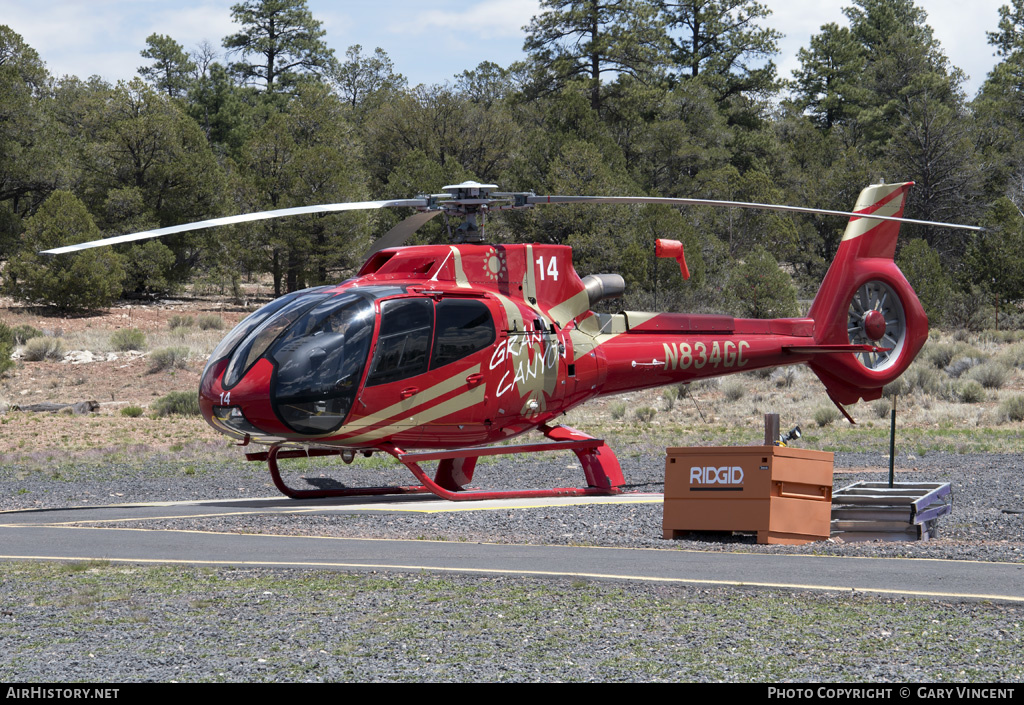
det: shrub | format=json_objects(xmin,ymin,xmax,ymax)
[
  {"xmin": 967, "ymin": 362, "xmax": 1009, "ymax": 390},
  {"xmin": 0, "ymin": 323, "xmax": 13, "ymax": 375},
  {"xmin": 905, "ymin": 365, "xmax": 943, "ymax": 396},
  {"xmin": 148, "ymin": 346, "xmax": 189, "ymax": 373},
  {"xmin": 946, "ymin": 357, "xmax": 982, "ymax": 379},
  {"xmin": 982, "ymin": 329, "xmax": 1023, "ymax": 344},
  {"xmin": 773, "ymin": 367, "xmax": 797, "ymax": 388},
  {"xmin": 2, "ymin": 191, "xmax": 125, "ymax": 310},
  {"xmin": 120, "ymin": 239, "xmax": 176, "ymax": 297},
  {"xmin": 813, "ymin": 405, "xmax": 841, "ymax": 427},
  {"xmin": 610, "ymin": 403, "xmax": 626, "ymax": 420},
  {"xmin": 956, "ymin": 380, "xmax": 986, "ymax": 404},
  {"xmin": 726, "ymin": 246, "xmax": 800, "ymax": 319},
  {"xmin": 151, "ymin": 391, "xmax": 200, "ymax": 417},
  {"xmin": 634, "ymin": 407, "xmax": 656, "ymax": 423},
  {"xmin": 871, "ymin": 399, "xmax": 891, "ymax": 418},
  {"xmin": 22, "ymin": 337, "xmax": 66, "ymax": 361},
  {"xmin": 120, "ymin": 405, "xmax": 144, "ymax": 417},
  {"xmin": 661, "ymin": 387, "xmax": 678, "ymax": 410},
  {"xmin": 881, "ymin": 376, "xmax": 908, "ymax": 397},
  {"xmin": 999, "ymin": 395, "xmax": 1024, "ymax": 423},
  {"xmin": 924, "ymin": 343, "xmax": 957, "ymax": 369},
  {"xmin": 896, "ymin": 239, "xmax": 954, "ymax": 325},
  {"xmin": 998, "ymin": 342, "xmax": 1024, "ymax": 369},
  {"xmin": 168, "ymin": 315, "xmax": 194, "ymax": 329},
  {"xmin": 692, "ymin": 377, "xmax": 720, "ymax": 392},
  {"xmin": 197, "ymin": 314, "xmax": 224, "ymax": 330},
  {"xmin": 110, "ymin": 328, "xmax": 146, "ymax": 352},
  {"xmin": 10, "ymin": 324, "xmax": 42, "ymax": 344},
  {"xmin": 722, "ymin": 381, "xmax": 745, "ymax": 402}
]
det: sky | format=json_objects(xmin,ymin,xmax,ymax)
[{"xmin": 0, "ymin": 0, "xmax": 1011, "ymax": 98}]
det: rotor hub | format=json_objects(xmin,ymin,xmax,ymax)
[
  {"xmin": 862, "ymin": 309, "xmax": 886, "ymax": 341},
  {"xmin": 847, "ymin": 280, "xmax": 906, "ymax": 371}
]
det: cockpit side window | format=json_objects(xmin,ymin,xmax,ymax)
[
  {"xmin": 365, "ymin": 298, "xmax": 433, "ymax": 386},
  {"xmin": 431, "ymin": 299, "xmax": 495, "ymax": 369}
]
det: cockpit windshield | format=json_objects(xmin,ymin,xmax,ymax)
[
  {"xmin": 269, "ymin": 293, "xmax": 375, "ymax": 434},
  {"xmin": 203, "ymin": 286, "xmax": 328, "ymax": 380},
  {"xmin": 222, "ymin": 290, "xmax": 334, "ymax": 390}
]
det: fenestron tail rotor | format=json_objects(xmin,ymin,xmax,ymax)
[
  {"xmin": 41, "ymin": 180, "xmax": 983, "ymax": 256},
  {"xmin": 847, "ymin": 280, "xmax": 907, "ymax": 371}
]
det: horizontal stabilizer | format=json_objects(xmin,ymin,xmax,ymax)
[{"xmin": 783, "ymin": 344, "xmax": 891, "ymax": 355}]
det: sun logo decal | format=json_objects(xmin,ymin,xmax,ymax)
[{"xmin": 483, "ymin": 247, "xmax": 508, "ymax": 282}]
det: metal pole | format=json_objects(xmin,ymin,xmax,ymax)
[
  {"xmin": 765, "ymin": 413, "xmax": 780, "ymax": 446},
  {"xmin": 888, "ymin": 394, "xmax": 897, "ymax": 488}
]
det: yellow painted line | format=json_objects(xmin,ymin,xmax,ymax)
[
  {"xmin": 5, "ymin": 523, "xmax": 1023, "ymax": 570},
  {"xmin": 4, "ymin": 509, "xmax": 326, "ymax": 526},
  {"xmin": 1, "ymin": 495, "xmax": 664, "ymax": 525},
  {"xmin": 0, "ymin": 497, "xmax": 288, "ymax": 514},
  {"xmin": 373, "ymin": 496, "xmax": 663, "ymax": 514},
  {"xmin": 1, "ymin": 553, "xmax": 1022, "ymax": 603}
]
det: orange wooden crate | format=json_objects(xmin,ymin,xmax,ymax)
[{"xmin": 663, "ymin": 446, "xmax": 834, "ymax": 545}]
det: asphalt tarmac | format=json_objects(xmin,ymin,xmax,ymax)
[{"xmin": 3, "ymin": 493, "xmax": 1022, "ymax": 603}]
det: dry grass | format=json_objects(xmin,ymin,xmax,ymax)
[{"xmin": 61, "ymin": 326, "xmax": 227, "ymax": 359}]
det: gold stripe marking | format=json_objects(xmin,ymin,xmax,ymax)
[
  {"xmin": 341, "ymin": 386, "xmax": 486, "ymax": 445},
  {"xmin": 841, "ymin": 184, "xmax": 907, "ymax": 242},
  {"xmin": 339, "ymin": 364, "xmax": 480, "ymax": 437},
  {"xmin": 451, "ymin": 246, "xmax": 472, "ymax": 289}
]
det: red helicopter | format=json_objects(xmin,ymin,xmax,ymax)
[{"xmin": 45, "ymin": 181, "xmax": 976, "ymax": 501}]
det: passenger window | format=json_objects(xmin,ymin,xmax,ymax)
[
  {"xmin": 366, "ymin": 298, "xmax": 433, "ymax": 386},
  {"xmin": 431, "ymin": 299, "xmax": 495, "ymax": 369}
]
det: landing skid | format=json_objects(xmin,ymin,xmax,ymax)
[{"xmin": 247, "ymin": 424, "xmax": 625, "ymax": 501}]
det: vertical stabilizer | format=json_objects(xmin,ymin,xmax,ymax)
[{"xmin": 806, "ymin": 182, "xmax": 928, "ymax": 405}]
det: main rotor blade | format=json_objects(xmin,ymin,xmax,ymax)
[
  {"xmin": 526, "ymin": 195, "xmax": 983, "ymax": 232},
  {"xmin": 40, "ymin": 198, "xmax": 429, "ymax": 255},
  {"xmin": 364, "ymin": 210, "xmax": 444, "ymax": 258}
]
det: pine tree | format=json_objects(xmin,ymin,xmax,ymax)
[
  {"xmin": 138, "ymin": 34, "xmax": 196, "ymax": 98},
  {"xmin": 523, "ymin": 0, "xmax": 668, "ymax": 111},
  {"xmin": 332, "ymin": 45, "xmax": 405, "ymax": 110},
  {"xmin": 660, "ymin": 0, "xmax": 781, "ymax": 102},
  {"xmin": 790, "ymin": 23, "xmax": 868, "ymax": 129},
  {"xmin": 223, "ymin": 0, "xmax": 335, "ymax": 93}
]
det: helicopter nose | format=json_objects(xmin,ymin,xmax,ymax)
[{"xmin": 200, "ymin": 357, "xmax": 289, "ymax": 438}]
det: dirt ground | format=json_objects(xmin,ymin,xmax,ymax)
[{"xmin": 0, "ymin": 294, "xmax": 256, "ymax": 459}]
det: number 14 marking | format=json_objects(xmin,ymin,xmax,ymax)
[{"xmin": 536, "ymin": 256, "xmax": 559, "ymax": 281}]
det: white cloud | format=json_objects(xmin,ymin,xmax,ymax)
[{"xmin": 386, "ymin": 0, "xmax": 540, "ymax": 39}]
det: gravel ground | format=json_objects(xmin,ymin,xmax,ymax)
[
  {"xmin": 2, "ymin": 448, "xmax": 1023, "ymax": 682},
  {"xmin": 3, "ymin": 449, "xmax": 1022, "ymax": 562}
]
